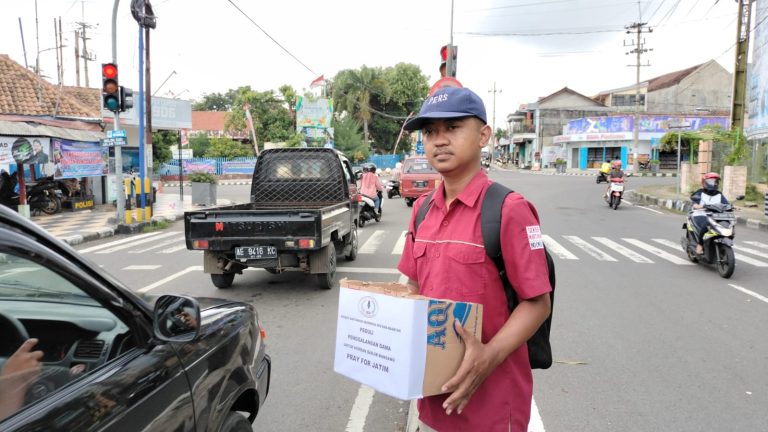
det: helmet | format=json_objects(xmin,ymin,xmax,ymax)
[
  {"xmin": 702, "ymin": 172, "xmax": 720, "ymax": 192},
  {"xmin": 611, "ymin": 160, "xmax": 622, "ymax": 169},
  {"xmin": 367, "ymin": 164, "xmax": 377, "ymax": 173}
]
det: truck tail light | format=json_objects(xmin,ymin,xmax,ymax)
[
  {"xmin": 298, "ymin": 239, "xmax": 315, "ymax": 248},
  {"xmin": 260, "ymin": 325, "xmax": 267, "ymax": 340},
  {"xmin": 192, "ymin": 240, "xmax": 209, "ymax": 249}
]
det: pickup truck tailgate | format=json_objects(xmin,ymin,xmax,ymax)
[{"xmin": 186, "ymin": 210, "xmax": 319, "ymax": 250}]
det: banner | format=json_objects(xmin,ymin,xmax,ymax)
[
  {"xmin": 53, "ymin": 139, "xmax": 107, "ymax": 179},
  {"xmin": 565, "ymin": 115, "xmax": 729, "ymax": 135},
  {"xmin": 296, "ymin": 97, "xmax": 333, "ymax": 130},
  {"xmin": 0, "ymin": 137, "xmax": 52, "ymax": 165},
  {"xmin": 747, "ymin": 1, "xmax": 768, "ymax": 137},
  {"xmin": 222, "ymin": 160, "xmax": 256, "ymax": 175},
  {"xmin": 183, "ymin": 159, "xmax": 216, "ymax": 174}
]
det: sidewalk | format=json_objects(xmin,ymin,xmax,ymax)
[
  {"xmin": 29, "ymin": 192, "xmax": 234, "ymax": 246},
  {"xmin": 628, "ymin": 184, "xmax": 768, "ymax": 232},
  {"xmin": 499, "ymin": 165, "xmax": 677, "ymax": 177}
]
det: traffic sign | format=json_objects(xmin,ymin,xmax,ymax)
[
  {"xmin": 107, "ymin": 129, "xmax": 127, "ymax": 138},
  {"xmin": 101, "ymin": 137, "xmax": 127, "ymax": 147},
  {"xmin": 416, "ymin": 142, "xmax": 424, "ymax": 155}
]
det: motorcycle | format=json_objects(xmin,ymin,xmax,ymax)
[
  {"xmin": 604, "ymin": 177, "xmax": 624, "ymax": 210},
  {"xmin": 681, "ymin": 202, "xmax": 737, "ymax": 278},
  {"xmin": 358, "ymin": 192, "xmax": 381, "ymax": 227},
  {"xmin": 596, "ymin": 171, "xmax": 608, "ymax": 184},
  {"xmin": 386, "ymin": 180, "xmax": 400, "ymax": 199},
  {"xmin": 0, "ymin": 172, "xmax": 62, "ymax": 215}
]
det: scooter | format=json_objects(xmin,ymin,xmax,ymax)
[
  {"xmin": 0, "ymin": 172, "xmax": 62, "ymax": 215},
  {"xmin": 604, "ymin": 177, "xmax": 624, "ymax": 210},
  {"xmin": 386, "ymin": 180, "xmax": 400, "ymax": 199},
  {"xmin": 680, "ymin": 202, "xmax": 738, "ymax": 278},
  {"xmin": 596, "ymin": 171, "xmax": 609, "ymax": 184},
  {"xmin": 358, "ymin": 192, "xmax": 381, "ymax": 227}
]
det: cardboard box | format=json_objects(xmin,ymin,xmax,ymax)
[{"xmin": 333, "ymin": 279, "xmax": 483, "ymax": 400}]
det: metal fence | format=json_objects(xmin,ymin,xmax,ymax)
[{"xmin": 158, "ymin": 157, "xmax": 257, "ymax": 176}]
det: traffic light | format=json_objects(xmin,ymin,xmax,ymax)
[
  {"xmin": 101, "ymin": 63, "xmax": 120, "ymax": 112},
  {"xmin": 440, "ymin": 44, "xmax": 458, "ymax": 78},
  {"xmin": 120, "ymin": 86, "xmax": 134, "ymax": 112}
]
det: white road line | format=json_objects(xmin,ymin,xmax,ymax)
[
  {"xmin": 79, "ymin": 231, "xmax": 164, "ymax": 253},
  {"xmin": 744, "ymin": 241, "xmax": 768, "ymax": 250},
  {"xmin": 542, "ymin": 235, "xmax": 578, "ymax": 260},
  {"xmin": 654, "ymin": 239, "xmax": 768, "ymax": 268},
  {"xmin": 529, "ymin": 397, "xmax": 546, "ymax": 432},
  {"xmin": 95, "ymin": 231, "xmax": 181, "ymax": 254},
  {"xmin": 734, "ymin": 245, "xmax": 768, "ymax": 260},
  {"xmin": 157, "ymin": 243, "xmax": 188, "ymax": 254},
  {"xmin": 345, "ymin": 384, "xmax": 375, "ymax": 432},
  {"xmin": 392, "ymin": 231, "xmax": 407, "ymax": 255},
  {"xmin": 563, "ymin": 236, "xmax": 617, "ymax": 262},
  {"xmin": 129, "ymin": 238, "xmax": 181, "ymax": 253},
  {"xmin": 123, "ymin": 265, "xmax": 162, "ymax": 270},
  {"xmin": 636, "ymin": 205, "xmax": 664, "ymax": 214},
  {"xmin": 592, "ymin": 237, "xmax": 654, "ymax": 263},
  {"xmin": 137, "ymin": 266, "xmax": 202, "ymax": 293},
  {"xmin": 728, "ymin": 284, "xmax": 768, "ymax": 304},
  {"xmin": 623, "ymin": 239, "xmax": 694, "ymax": 265},
  {"xmin": 359, "ymin": 230, "xmax": 387, "ymax": 254},
  {"xmin": 338, "ymin": 267, "xmax": 400, "ymax": 274}
]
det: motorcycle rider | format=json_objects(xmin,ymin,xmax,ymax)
[
  {"xmin": 690, "ymin": 172, "xmax": 730, "ymax": 255},
  {"xmin": 597, "ymin": 161, "xmax": 610, "ymax": 183},
  {"xmin": 360, "ymin": 164, "xmax": 384, "ymax": 214},
  {"xmin": 604, "ymin": 160, "xmax": 624, "ymax": 197}
]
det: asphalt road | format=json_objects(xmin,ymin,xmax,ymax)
[{"xmin": 77, "ymin": 169, "xmax": 768, "ymax": 431}]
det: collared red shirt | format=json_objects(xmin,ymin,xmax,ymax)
[{"xmin": 397, "ymin": 170, "xmax": 551, "ymax": 432}]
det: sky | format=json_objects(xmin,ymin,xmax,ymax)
[{"xmin": 0, "ymin": 0, "xmax": 743, "ymax": 131}]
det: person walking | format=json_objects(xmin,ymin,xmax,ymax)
[{"xmin": 398, "ymin": 86, "xmax": 552, "ymax": 431}]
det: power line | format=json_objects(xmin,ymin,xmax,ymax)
[
  {"xmin": 458, "ymin": 28, "xmax": 625, "ymax": 37},
  {"xmin": 646, "ymin": 0, "xmax": 667, "ymax": 23},
  {"xmin": 654, "ymin": 0, "xmax": 682, "ymax": 26},
  {"xmin": 227, "ymin": 0, "xmax": 317, "ymax": 76},
  {"xmin": 471, "ymin": 0, "xmax": 580, "ymax": 12}
]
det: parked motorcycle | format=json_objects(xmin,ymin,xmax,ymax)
[
  {"xmin": 680, "ymin": 202, "xmax": 738, "ymax": 278},
  {"xmin": 358, "ymin": 192, "xmax": 381, "ymax": 227},
  {"xmin": 604, "ymin": 177, "xmax": 624, "ymax": 210},
  {"xmin": 386, "ymin": 180, "xmax": 400, "ymax": 199},
  {"xmin": 0, "ymin": 171, "xmax": 62, "ymax": 215}
]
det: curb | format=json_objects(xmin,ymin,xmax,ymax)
[
  {"xmin": 163, "ymin": 181, "xmax": 251, "ymax": 187},
  {"xmin": 628, "ymin": 191, "xmax": 768, "ymax": 232},
  {"xmin": 515, "ymin": 169, "xmax": 677, "ymax": 178}
]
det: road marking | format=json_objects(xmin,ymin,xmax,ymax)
[
  {"xmin": 338, "ymin": 267, "xmax": 400, "ymax": 274},
  {"xmin": 392, "ymin": 230, "xmax": 407, "ymax": 255},
  {"xmin": 733, "ymin": 245, "xmax": 768, "ymax": 260},
  {"xmin": 728, "ymin": 284, "xmax": 768, "ymax": 304},
  {"xmin": 592, "ymin": 237, "xmax": 654, "ymax": 263},
  {"xmin": 157, "ymin": 243, "xmax": 187, "ymax": 254},
  {"xmin": 744, "ymin": 241, "xmax": 768, "ymax": 250},
  {"xmin": 129, "ymin": 238, "xmax": 181, "ymax": 253},
  {"xmin": 123, "ymin": 265, "xmax": 162, "ymax": 270},
  {"xmin": 345, "ymin": 384, "xmax": 375, "ymax": 432},
  {"xmin": 563, "ymin": 236, "xmax": 617, "ymax": 261},
  {"xmin": 529, "ymin": 397, "xmax": 545, "ymax": 432},
  {"xmin": 623, "ymin": 239, "xmax": 693, "ymax": 265},
  {"xmin": 95, "ymin": 231, "xmax": 181, "ymax": 254},
  {"xmin": 542, "ymin": 235, "xmax": 578, "ymax": 260},
  {"xmin": 137, "ymin": 266, "xmax": 202, "ymax": 293},
  {"xmin": 654, "ymin": 239, "xmax": 768, "ymax": 268},
  {"xmin": 78, "ymin": 231, "xmax": 164, "ymax": 253},
  {"xmin": 636, "ymin": 205, "xmax": 664, "ymax": 214},
  {"xmin": 359, "ymin": 230, "xmax": 387, "ymax": 254}
]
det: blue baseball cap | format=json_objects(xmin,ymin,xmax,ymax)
[{"xmin": 404, "ymin": 87, "xmax": 487, "ymax": 131}]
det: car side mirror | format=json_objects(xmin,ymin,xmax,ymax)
[
  {"xmin": 153, "ymin": 295, "xmax": 201, "ymax": 343},
  {"xmin": 735, "ymin": 195, "xmax": 745, "ymax": 201}
]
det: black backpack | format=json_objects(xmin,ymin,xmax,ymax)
[{"xmin": 413, "ymin": 182, "xmax": 555, "ymax": 369}]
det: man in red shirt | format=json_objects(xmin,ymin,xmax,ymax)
[{"xmin": 398, "ymin": 86, "xmax": 552, "ymax": 431}]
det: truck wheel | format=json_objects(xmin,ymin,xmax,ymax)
[
  {"xmin": 265, "ymin": 268, "xmax": 280, "ymax": 274},
  {"xmin": 220, "ymin": 412, "xmax": 251, "ymax": 432},
  {"xmin": 345, "ymin": 225, "xmax": 358, "ymax": 261},
  {"xmin": 317, "ymin": 243, "xmax": 337, "ymax": 290},
  {"xmin": 406, "ymin": 198, "xmax": 413, "ymax": 207},
  {"xmin": 211, "ymin": 272, "xmax": 235, "ymax": 289}
]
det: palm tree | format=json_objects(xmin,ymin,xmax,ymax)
[{"xmin": 332, "ymin": 66, "xmax": 385, "ymax": 148}]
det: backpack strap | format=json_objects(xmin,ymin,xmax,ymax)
[
  {"xmin": 480, "ymin": 183, "xmax": 518, "ymax": 310},
  {"xmin": 412, "ymin": 191, "xmax": 436, "ymax": 235}
]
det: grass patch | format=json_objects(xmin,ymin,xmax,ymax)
[
  {"xmin": 142, "ymin": 218, "xmax": 171, "ymax": 233},
  {"xmin": 745, "ymin": 184, "xmax": 763, "ymax": 202}
]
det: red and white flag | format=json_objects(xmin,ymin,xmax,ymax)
[{"xmin": 310, "ymin": 75, "xmax": 325, "ymax": 88}]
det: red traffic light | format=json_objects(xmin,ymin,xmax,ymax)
[
  {"xmin": 102, "ymin": 63, "xmax": 117, "ymax": 79},
  {"xmin": 440, "ymin": 45, "xmax": 448, "ymax": 62}
]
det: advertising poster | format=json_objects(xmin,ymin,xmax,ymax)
[
  {"xmin": 182, "ymin": 159, "xmax": 216, "ymax": 174},
  {"xmin": 222, "ymin": 160, "xmax": 256, "ymax": 175},
  {"xmin": 0, "ymin": 137, "xmax": 52, "ymax": 165},
  {"xmin": 52, "ymin": 139, "xmax": 107, "ymax": 179},
  {"xmin": 747, "ymin": 1, "xmax": 768, "ymax": 137},
  {"xmin": 296, "ymin": 97, "xmax": 333, "ymax": 131},
  {"xmin": 565, "ymin": 115, "xmax": 728, "ymax": 135}
]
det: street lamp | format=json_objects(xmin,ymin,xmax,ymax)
[{"xmin": 668, "ymin": 119, "xmax": 691, "ymax": 194}]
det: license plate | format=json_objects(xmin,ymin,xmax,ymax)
[
  {"xmin": 413, "ymin": 181, "xmax": 427, "ymax": 188},
  {"xmin": 611, "ymin": 184, "xmax": 624, "ymax": 192},
  {"xmin": 235, "ymin": 246, "xmax": 277, "ymax": 259}
]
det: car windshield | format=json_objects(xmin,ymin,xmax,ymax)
[
  {"xmin": 403, "ymin": 159, "xmax": 437, "ymax": 174},
  {"xmin": 0, "ymin": 253, "xmax": 98, "ymax": 305}
]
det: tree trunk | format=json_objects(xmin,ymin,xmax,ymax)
[{"xmin": 363, "ymin": 118, "xmax": 369, "ymax": 148}]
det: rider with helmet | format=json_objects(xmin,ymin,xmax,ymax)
[
  {"xmin": 604, "ymin": 160, "xmax": 625, "ymax": 197},
  {"xmin": 359, "ymin": 163, "xmax": 384, "ymax": 214},
  {"xmin": 690, "ymin": 172, "xmax": 729, "ymax": 254}
]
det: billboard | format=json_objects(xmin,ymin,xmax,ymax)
[
  {"xmin": 52, "ymin": 139, "xmax": 107, "ymax": 179},
  {"xmin": 747, "ymin": 1, "xmax": 768, "ymax": 137},
  {"xmin": 296, "ymin": 97, "xmax": 333, "ymax": 131},
  {"xmin": 0, "ymin": 137, "xmax": 52, "ymax": 165},
  {"xmin": 565, "ymin": 115, "xmax": 729, "ymax": 135}
]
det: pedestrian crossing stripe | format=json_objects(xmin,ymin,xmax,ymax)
[
  {"xmin": 542, "ymin": 235, "xmax": 578, "ymax": 260},
  {"xmin": 592, "ymin": 237, "xmax": 654, "ymax": 263},
  {"xmin": 563, "ymin": 235, "xmax": 617, "ymax": 262}
]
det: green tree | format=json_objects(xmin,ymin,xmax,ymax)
[
  {"xmin": 225, "ymin": 86, "xmax": 293, "ymax": 150},
  {"xmin": 204, "ymin": 137, "xmax": 253, "ymax": 158},
  {"xmin": 192, "ymin": 92, "xmax": 235, "ymax": 111},
  {"xmin": 279, "ymin": 84, "xmax": 299, "ymax": 130},
  {"xmin": 189, "ymin": 134, "xmax": 210, "ymax": 157},
  {"xmin": 333, "ymin": 116, "xmax": 368, "ymax": 161},
  {"xmin": 332, "ymin": 66, "xmax": 385, "ymax": 148},
  {"xmin": 151, "ymin": 130, "xmax": 175, "ymax": 167}
]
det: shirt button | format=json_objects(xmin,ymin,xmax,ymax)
[
  {"xmin": 435, "ymin": 252, "xmax": 440, "ymax": 258},
  {"xmin": 442, "ymin": 220, "xmax": 449, "ymax": 226}
]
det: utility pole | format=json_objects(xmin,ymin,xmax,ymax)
[
  {"xmin": 731, "ymin": 0, "xmax": 753, "ymax": 133},
  {"xmin": 446, "ymin": 0, "xmax": 455, "ymax": 80},
  {"xmin": 58, "ymin": 17, "xmax": 64, "ymax": 84},
  {"xmin": 53, "ymin": 18, "xmax": 61, "ymax": 84},
  {"xmin": 624, "ymin": 19, "xmax": 652, "ymax": 172},
  {"xmin": 74, "ymin": 30, "xmax": 80, "ymax": 86},
  {"xmin": 488, "ymin": 82, "xmax": 501, "ymax": 162}
]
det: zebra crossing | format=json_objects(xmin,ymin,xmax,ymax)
[
  {"xmin": 77, "ymin": 228, "xmax": 768, "ymax": 270},
  {"xmin": 359, "ymin": 230, "xmax": 768, "ymax": 268}
]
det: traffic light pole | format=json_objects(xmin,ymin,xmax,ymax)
[{"xmin": 112, "ymin": 0, "xmax": 126, "ymax": 224}]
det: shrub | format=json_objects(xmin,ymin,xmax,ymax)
[{"xmin": 188, "ymin": 172, "xmax": 217, "ymax": 184}]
